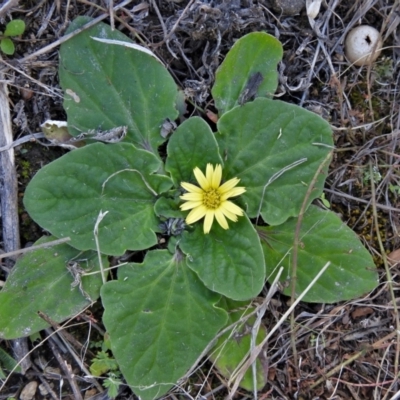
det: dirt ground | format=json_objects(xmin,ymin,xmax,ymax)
[{"xmin": 1, "ymin": 0, "xmax": 400, "ymax": 399}]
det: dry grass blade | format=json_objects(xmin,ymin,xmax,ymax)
[{"xmin": 228, "ymin": 262, "xmax": 331, "ymax": 398}]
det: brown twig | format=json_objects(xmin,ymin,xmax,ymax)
[
  {"xmin": 47, "ymin": 334, "xmax": 84, "ymax": 400},
  {"xmin": 0, "ymin": 237, "xmax": 71, "ymax": 260},
  {"xmin": 37, "ymin": 311, "xmax": 95, "ymax": 357},
  {"xmin": 30, "ymin": 363, "xmax": 59, "ymax": 400},
  {"xmin": 0, "ymin": 52, "xmax": 32, "ymax": 373},
  {"xmin": 0, "ymin": 0, "xmax": 19, "ymax": 17}
]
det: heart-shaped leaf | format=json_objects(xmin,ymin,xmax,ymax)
[
  {"xmin": 24, "ymin": 143, "xmax": 172, "ymax": 255},
  {"xmin": 212, "ymin": 32, "xmax": 283, "ymax": 115},
  {"xmin": 101, "ymin": 250, "xmax": 227, "ymax": 400},
  {"xmin": 258, "ymin": 205, "xmax": 378, "ymax": 303},
  {"xmin": 180, "ymin": 215, "xmax": 265, "ymax": 301},
  {"xmin": 165, "ymin": 116, "xmax": 222, "ymax": 186},
  {"xmin": 217, "ymin": 98, "xmax": 333, "ymax": 225},
  {"xmin": 59, "ymin": 16, "xmax": 178, "ymax": 155},
  {"xmin": 0, "ymin": 236, "xmax": 105, "ymax": 339}
]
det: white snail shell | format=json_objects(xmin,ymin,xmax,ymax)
[{"xmin": 345, "ymin": 25, "xmax": 383, "ymax": 66}]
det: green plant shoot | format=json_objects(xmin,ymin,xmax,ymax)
[{"xmin": 0, "ymin": 19, "xmax": 25, "ymax": 55}]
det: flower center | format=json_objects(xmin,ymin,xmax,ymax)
[{"xmin": 203, "ymin": 189, "xmax": 221, "ymax": 209}]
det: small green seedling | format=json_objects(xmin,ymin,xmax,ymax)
[
  {"xmin": 0, "ymin": 19, "xmax": 25, "ymax": 55},
  {"xmin": 389, "ymin": 184, "xmax": 400, "ymax": 196},
  {"xmin": 363, "ymin": 165, "xmax": 382, "ymax": 185},
  {"xmin": 318, "ymin": 192, "xmax": 331, "ymax": 209}
]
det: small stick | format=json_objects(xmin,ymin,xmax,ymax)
[
  {"xmin": 38, "ymin": 312, "xmax": 104, "ymax": 394},
  {"xmin": 109, "ymin": 0, "xmax": 115, "ymax": 31},
  {"xmin": 0, "ymin": 237, "xmax": 71, "ymax": 260},
  {"xmin": 38, "ymin": 311, "xmax": 94, "ymax": 357},
  {"xmin": 0, "ymin": 0, "xmax": 19, "ymax": 17},
  {"xmin": 47, "ymin": 335, "xmax": 84, "ymax": 400},
  {"xmin": 0, "ymin": 132, "xmax": 46, "ymax": 152},
  {"xmin": 94, "ymin": 211, "xmax": 108, "ymax": 284},
  {"xmin": 30, "ymin": 363, "xmax": 59, "ymax": 400}
]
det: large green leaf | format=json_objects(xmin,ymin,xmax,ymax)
[
  {"xmin": 24, "ymin": 143, "xmax": 172, "ymax": 255},
  {"xmin": 258, "ymin": 205, "xmax": 378, "ymax": 303},
  {"xmin": 212, "ymin": 32, "xmax": 282, "ymax": 115},
  {"xmin": 101, "ymin": 250, "xmax": 227, "ymax": 400},
  {"xmin": 217, "ymin": 98, "xmax": 333, "ymax": 226},
  {"xmin": 180, "ymin": 215, "xmax": 265, "ymax": 301},
  {"xmin": 165, "ymin": 117, "xmax": 222, "ymax": 186},
  {"xmin": 59, "ymin": 16, "xmax": 178, "ymax": 155},
  {"xmin": 0, "ymin": 236, "xmax": 105, "ymax": 339}
]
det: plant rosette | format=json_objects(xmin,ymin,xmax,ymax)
[{"xmin": 0, "ymin": 17, "xmax": 378, "ymax": 400}]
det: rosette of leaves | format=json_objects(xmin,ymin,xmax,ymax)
[{"xmin": 0, "ymin": 17, "xmax": 378, "ymax": 400}]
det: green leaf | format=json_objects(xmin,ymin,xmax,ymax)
[
  {"xmin": 0, "ymin": 236, "xmax": 105, "ymax": 339},
  {"xmin": 209, "ymin": 304, "xmax": 267, "ymax": 391},
  {"xmin": 154, "ymin": 196, "xmax": 185, "ymax": 220},
  {"xmin": 0, "ymin": 38, "xmax": 14, "ymax": 55},
  {"xmin": 258, "ymin": 205, "xmax": 379, "ymax": 303},
  {"xmin": 4, "ymin": 19, "xmax": 25, "ymax": 36},
  {"xmin": 165, "ymin": 117, "xmax": 222, "ymax": 186},
  {"xmin": 180, "ymin": 215, "xmax": 265, "ymax": 301},
  {"xmin": 59, "ymin": 16, "xmax": 178, "ymax": 155},
  {"xmin": 24, "ymin": 143, "xmax": 172, "ymax": 255},
  {"xmin": 104, "ymin": 374, "xmax": 122, "ymax": 399},
  {"xmin": 0, "ymin": 346, "xmax": 21, "ymax": 375},
  {"xmin": 90, "ymin": 351, "xmax": 119, "ymax": 376},
  {"xmin": 101, "ymin": 250, "xmax": 228, "ymax": 400},
  {"xmin": 217, "ymin": 98, "xmax": 333, "ymax": 225},
  {"xmin": 212, "ymin": 32, "xmax": 282, "ymax": 115}
]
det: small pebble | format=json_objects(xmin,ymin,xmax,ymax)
[
  {"xmin": 84, "ymin": 388, "xmax": 98, "ymax": 399},
  {"xmin": 20, "ymin": 381, "xmax": 38, "ymax": 400},
  {"xmin": 38, "ymin": 383, "xmax": 49, "ymax": 396},
  {"xmin": 270, "ymin": 0, "xmax": 305, "ymax": 16}
]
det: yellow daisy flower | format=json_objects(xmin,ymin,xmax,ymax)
[{"xmin": 180, "ymin": 164, "xmax": 246, "ymax": 234}]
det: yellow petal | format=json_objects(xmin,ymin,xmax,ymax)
[
  {"xmin": 219, "ymin": 177, "xmax": 240, "ymax": 194},
  {"xmin": 194, "ymin": 167, "xmax": 210, "ymax": 191},
  {"xmin": 211, "ymin": 164, "xmax": 222, "ymax": 188},
  {"xmin": 186, "ymin": 205, "xmax": 207, "ymax": 224},
  {"xmin": 220, "ymin": 206, "xmax": 238, "ymax": 222},
  {"xmin": 180, "ymin": 200, "xmax": 203, "ymax": 211},
  {"xmin": 222, "ymin": 200, "xmax": 244, "ymax": 216},
  {"xmin": 206, "ymin": 164, "xmax": 214, "ymax": 183},
  {"xmin": 215, "ymin": 209, "xmax": 229, "ymax": 229},
  {"xmin": 221, "ymin": 186, "xmax": 246, "ymax": 200},
  {"xmin": 180, "ymin": 192, "xmax": 203, "ymax": 201},
  {"xmin": 203, "ymin": 210, "xmax": 215, "ymax": 234},
  {"xmin": 181, "ymin": 182, "xmax": 203, "ymax": 194}
]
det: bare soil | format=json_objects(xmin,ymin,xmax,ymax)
[{"xmin": 1, "ymin": 1, "xmax": 400, "ymax": 399}]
